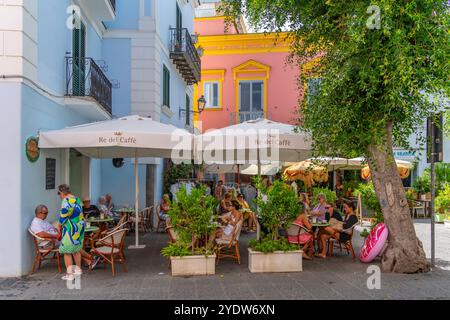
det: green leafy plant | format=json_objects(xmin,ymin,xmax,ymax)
[
  {"xmin": 435, "ymin": 184, "xmax": 450, "ymax": 214},
  {"xmin": 341, "ymin": 180, "xmax": 360, "ymax": 197},
  {"xmin": 311, "ymin": 187, "xmax": 337, "ymax": 207},
  {"xmin": 252, "ymin": 177, "xmax": 301, "ymax": 252},
  {"xmin": 405, "ymin": 188, "xmax": 418, "ymax": 201},
  {"xmin": 249, "ymin": 237, "xmax": 298, "ymax": 253},
  {"xmin": 360, "ymin": 228, "xmax": 370, "ymax": 238},
  {"xmin": 412, "ymin": 175, "xmax": 431, "ymax": 195},
  {"xmin": 354, "ymin": 182, "xmax": 381, "ymax": 214},
  {"xmin": 161, "ymin": 185, "xmax": 218, "ymax": 257}
]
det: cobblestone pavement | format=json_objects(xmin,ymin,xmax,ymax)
[{"xmin": 1, "ymin": 221, "xmax": 450, "ymax": 300}]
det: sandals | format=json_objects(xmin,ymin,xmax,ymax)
[{"xmin": 61, "ymin": 273, "xmax": 75, "ymax": 281}]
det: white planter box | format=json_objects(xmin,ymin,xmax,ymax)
[
  {"xmin": 248, "ymin": 248, "xmax": 303, "ymax": 273},
  {"xmin": 170, "ymin": 255, "xmax": 216, "ymax": 276},
  {"xmin": 444, "ymin": 220, "xmax": 450, "ymax": 229}
]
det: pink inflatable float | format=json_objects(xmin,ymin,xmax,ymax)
[{"xmin": 359, "ymin": 223, "xmax": 389, "ymax": 263}]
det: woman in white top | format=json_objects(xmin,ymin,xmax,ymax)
[{"xmin": 214, "ymin": 200, "xmax": 242, "ymax": 240}]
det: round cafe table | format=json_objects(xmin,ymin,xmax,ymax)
[
  {"xmin": 88, "ymin": 217, "xmax": 114, "ymax": 224},
  {"xmin": 85, "ymin": 226, "xmax": 99, "ymax": 233},
  {"xmin": 88, "ymin": 217, "xmax": 114, "ymax": 233},
  {"xmin": 311, "ymin": 222, "xmax": 330, "ymax": 228}
]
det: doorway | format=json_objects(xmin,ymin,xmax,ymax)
[{"xmin": 69, "ymin": 149, "xmax": 90, "ymax": 199}]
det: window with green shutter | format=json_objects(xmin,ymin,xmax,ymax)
[
  {"xmin": 163, "ymin": 65, "xmax": 170, "ymax": 108},
  {"xmin": 72, "ymin": 21, "xmax": 86, "ymax": 96},
  {"xmin": 185, "ymin": 94, "xmax": 191, "ymax": 126}
]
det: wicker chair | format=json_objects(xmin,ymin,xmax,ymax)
[
  {"xmin": 327, "ymin": 224, "xmax": 357, "ymax": 260},
  {"xmin": 90, "ymin": 228, "xmax": 128, "ymax": 276},
  {"xmin": 215, "ymin": 219, "xmax": 243, "ymax": 264},
  {"xmin": 28, "ymin": 228, "xmax": 62, "ymax": 274}
]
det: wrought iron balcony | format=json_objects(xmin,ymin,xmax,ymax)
[
  {"xmin": 109, "ymin": 0, "xmax": 116, "ymax": 12},
  {"xmin": 169, "ymin": 28, "xmax": 201, "ymax": 85},
  {"xmin": 230, "ymin": 111, "xmax": 271, "ymax": 124},
  {"xmin": 65, "ymin": 57, "xmax": 112, "ymax": 115}
]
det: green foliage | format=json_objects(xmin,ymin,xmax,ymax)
[
  {"xmin": 412, "ymin": 175, "xmax": 431, "ymax": 195},
  {"xmin": 253, "ymin": 176, "xmax": 301, "ymax": 241},
  {"xmin": 435, "ymin": 184, "xmax": 450, "ymax": 213},
  {"xmin": 161, "ymin": 243, "xmax": 193, "ymax": 258},
  {"xmin": 162, "ymin": 185, "xmax": 218, "ymax": 256},
  {"xmin": 360, "ymin": 228, "xmax": 370, "ymax": 238},
  {"xmin": 341, "ymin": 180, "xmax": 360, "ymax": 196},
  {"xmin": 249, "ymin": 237, "xmax": 299, "ymax": 253},
  {"xmin": 311, "ymin": 187, "xmax": 336, "ymax": 207},
  {"xmin": 354, "ymin": 182, "xmax": 382, "ymax": 214},
  {"xmin": 222, "ymin": 0, "xmax": 449, "ymax": 158},
  {"xmin": 405, "ymin": 188, "xmax": 418, "ymax": 201}
]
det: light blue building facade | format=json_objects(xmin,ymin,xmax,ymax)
[{"xmin": 0, "ymin": 0, "xmax": 201, "ymax": 277}]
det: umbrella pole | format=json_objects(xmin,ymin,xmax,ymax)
[
  {"xmin": 129, "ymin": 150, "xmax": 146, "ymax": 249},
  {"xmin": 237, "ymin": 164, "xmax": 241, "ymax": 184}
]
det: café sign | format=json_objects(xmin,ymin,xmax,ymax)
[{"xmin": 98, "ymin": 132, "xmax": 137, "ymax": 145}]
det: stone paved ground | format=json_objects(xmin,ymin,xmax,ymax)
[{"xmin": 1, "ymin": 220, "xmax": 450, "ymax": 300}]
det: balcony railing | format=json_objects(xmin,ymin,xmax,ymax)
[
  {"xmin": 109, "ymin": 0, "xmax": 116, "ymax": 12},
  {"xmin": 169, "ymin": 28, "xmax": 201, "ymax": 85},
  {"xmin": 65, "ymin": 57, "xmax": 112, "ymax": 115},
  {"xmin": 230, "ymin": 111, "xmax": 271, "ymax": 124}
]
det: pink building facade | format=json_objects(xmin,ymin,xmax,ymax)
[{"xmin": 194, "ymin": 16, "xmax": 304, "ymax": 132}]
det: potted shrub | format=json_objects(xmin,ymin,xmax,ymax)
[
  {"xmin": 248, "ymin": 177, "xmax": 303, "ymax": 273},
  {"xmin": 413, "ymin": 175, "xmax": 431, "ymax": 200},
  {"xmin": 435, "ymin": 184, "xmax": 450, "ymax": 224},
  {"xmin": 161, "ymin": 185, "xmax": 218, "ymax": 276}
]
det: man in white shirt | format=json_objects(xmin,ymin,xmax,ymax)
[{"xmin": 30, "ymin": 205, "xmax": 61, "ymax": 247}]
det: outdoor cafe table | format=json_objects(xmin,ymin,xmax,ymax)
[
  {"xmin": 311, "ymin": 222, "xmax": 330, "ymax": 228},
  {"xmin": 88, "ymin": 217, "xmax": 114, "ymax": 233},
  {"xmin": 85, "ymin": 226, "xmax": 100, "ymax": 233},
  {"xmin": 88, "ymin": 217, "xmax": 114, "ymax": 224}
]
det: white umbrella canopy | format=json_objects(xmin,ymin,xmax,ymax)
[
  {"xmin": 196, "ymin": 118, "xmax": 312, "ymax": 167},
  {"xmin": 39, "ymin": 115, "xmax": 193, "ymax": 160},
  {"xmin": 349, "ymin": 157, "xmax": 414, "ymax": 169},
  {"xmin": 240, "ymin": 164, "xmax": 281, "ymax": 176},
  {"xmin": 39, "ymin": 115, "xmax": 194, "ymax": 249},
  {"xmin": 308, "ymin": 157, "xmax": 364, "ymax": 171}
]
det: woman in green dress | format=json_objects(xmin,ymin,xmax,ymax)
[{"xmin": 57, "ymin": 184, "xmax": 85, "ymax": 280}]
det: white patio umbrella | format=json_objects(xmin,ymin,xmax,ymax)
[
  {"xmin": 196, "ymin": 118, "xmax": 312, "ymax": 174},
  {"xmin": 240, "ymin": 164, "xmax": 281, "ymax": 176},
  {"xmin": 38, "ymin": 115, "xmax": 193, "ymax": 249}
]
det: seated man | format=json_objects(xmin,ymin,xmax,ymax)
[
  {"xmin": 82, "ymin": 197, "xmax": 100, "ymax": 219},
  {"xmin": 30, "ymin": 204, "xmax": 61, "ymax": 247}
]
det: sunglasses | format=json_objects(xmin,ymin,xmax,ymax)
[{"xmin": 41, "ymin": 211, "xmax": 48, "ymax": 215}]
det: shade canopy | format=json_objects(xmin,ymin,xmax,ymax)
[
  {"xmin": 240, "ymin": 164, "xmax": 281, "ymax": 176},
  {"xmin": 283, "ymin": 160, "xmax": 329, "ymax": 187},
  {"xmin": 38, "ymin": 115, "xmax": 194, "ymax": 249},
  {"xmin": 39, "ymin": 115, "xmax": 193, "ymax": 160},
  {"xmin": 195, "ymin": 118, "xmax": 312, "ymax": 164}
]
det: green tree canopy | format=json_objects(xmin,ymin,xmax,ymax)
[{"xmin": 222, "ymin": 0, "xmax": 449, "ymax": 273}]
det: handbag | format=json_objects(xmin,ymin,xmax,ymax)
[{"xmin": 329, "ymin": 218, "xmax": 344, "ymax": 232}]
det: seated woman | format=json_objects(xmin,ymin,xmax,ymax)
[
  {"xmin": 219, "ymin": 193, "xmax": 233, "ymax": 216},
  {"xmin": 287, "ymin": 207, "xmax": 314, "ymax": 260},
  {"xmin": 237, "ymin": 193, "xmax": 256, "ymax": 232},
  {"xmin": 213, "ymin": 200, "xmax": 243, "ymax": 242},
  {"xmin": 316, "ymin": 201, "xmax": 358, "ymax": 258},
  {"xmin": 160, "ymin": 194, "xmax": 170, "ymax": 220}
]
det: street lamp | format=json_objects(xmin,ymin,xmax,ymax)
[
  {"xmin": 197, "ymin": 95, "xmax": 207, "ymax": 113},
  {"xmin": 179, "ymin": 95, "xmax": 207, "ymax": 118}
]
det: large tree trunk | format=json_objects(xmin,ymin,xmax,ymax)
[{"xmin": 367, "ymin": 121, "xmax": 430, "ymax": 273}]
